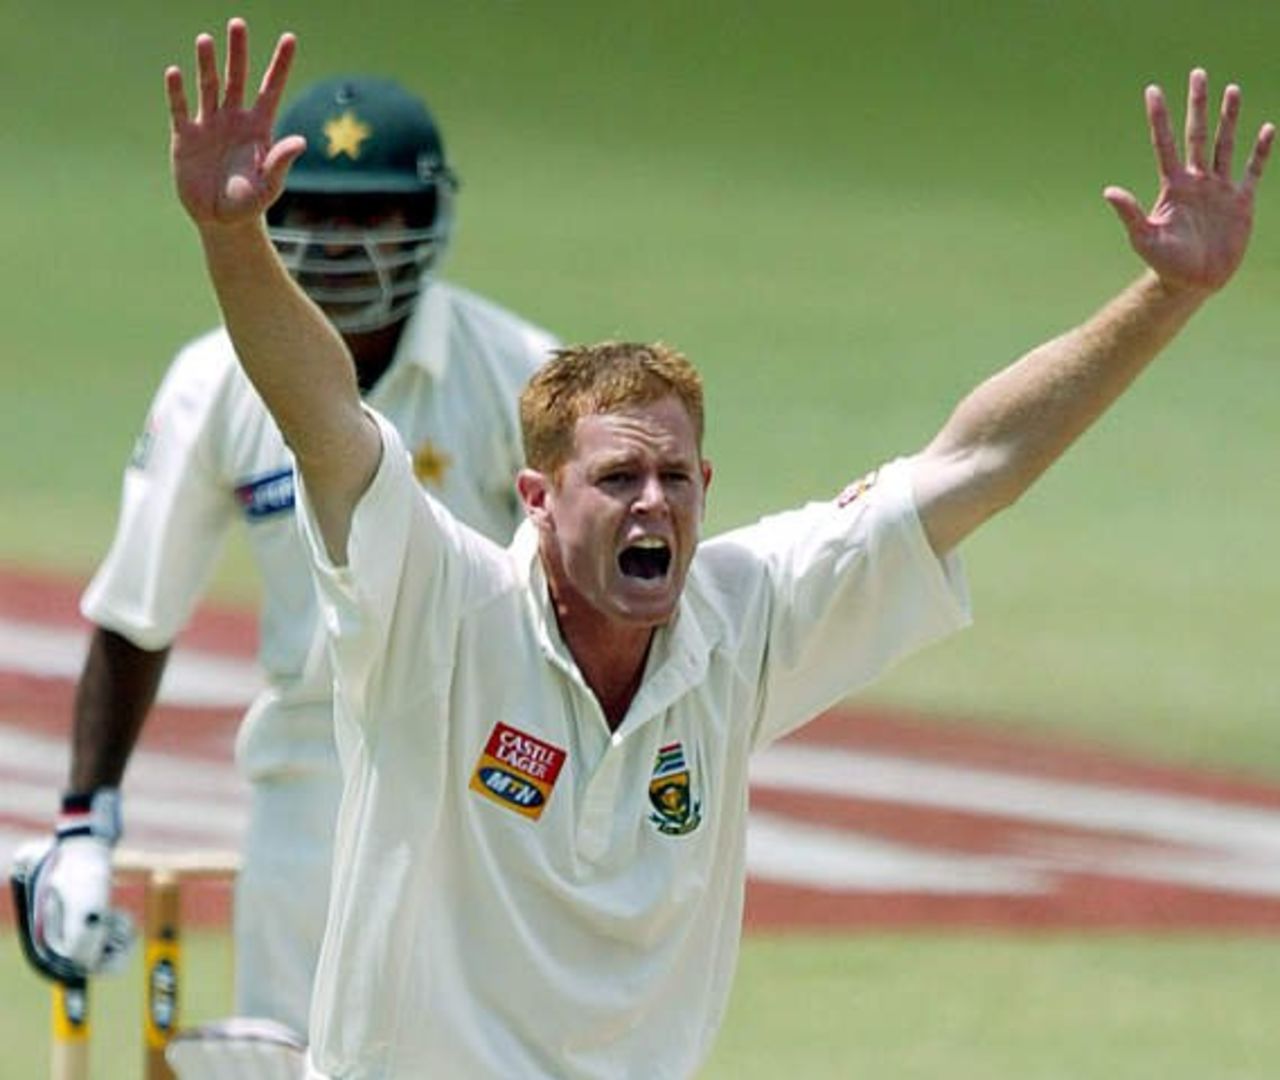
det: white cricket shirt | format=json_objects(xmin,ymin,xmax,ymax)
[
  {"xmin": 300, "ymin": 413, "xmax": 970, "ymax": 1079},
  {"xmin": 80, "ymin": 282, "xmax": 556, "ymax": 776}
]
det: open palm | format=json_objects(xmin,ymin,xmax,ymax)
[
  {"xmin": 166, "ymin": 19, "xmax": 305, "ymax": 228},
  {"xmin": 1105, "ymin": 69, "xmax": 1274, "ymax": 294}
]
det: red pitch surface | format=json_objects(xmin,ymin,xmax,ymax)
[{"xmin": 5, "ymin": 565, "xmax": 1280, "ymax": 933}]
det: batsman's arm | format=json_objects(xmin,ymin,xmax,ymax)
[
  {"xmin": 167, "ymin": 19, "xmax": 379, "ymax": 562},
  {"xmin": 8, "ymin": 629, "xmax": 156, "ymax": 984},
  {"xmin": 911, "ymin": 68, "xmax": 1272, "ymax": 557},
  {"xmin": 70, "ymin": 628, "xmax": 169, "ymax": 791}
]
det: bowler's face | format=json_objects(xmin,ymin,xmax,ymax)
[{"xmin": 529, "ymin": 396, "xmax": 712, "ymax": 629}]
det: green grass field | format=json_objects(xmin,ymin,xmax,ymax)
[
  {"xmin": 5, "ymin": 1, "xmax": 1280, "ymax": 1076},
  {"xmin": 7, "ymin": 0, "xmax": 1279, "ymax": 769},
  {"xmin": 4, "ymin": 930, "xmax": 1280, "ymax": 1078}
]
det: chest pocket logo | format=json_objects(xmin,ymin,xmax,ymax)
[
  {"xmin": 648, "ymin": 741, "xmax": 702, "ymax": 837},
  {"xmin": 470, "ymin": 722, "xmax": 566, "ymax": 821}
]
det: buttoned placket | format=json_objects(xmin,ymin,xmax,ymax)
[
  {"xmin": 535, "ymin": 609, "xmax": 713, "ymax": 863},
  {"xmin": 527, "ymin": 627, "xmax": 624, "ymax": 862},
  {"xmin": 576, "ymin": 725, "xmax": 628, "ymax": 862},
  {"xmin": 520, "ymin": 537, "xmax": 715, "ymax": 863}
]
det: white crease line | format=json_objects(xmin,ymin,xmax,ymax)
[
  {"xmin": 0, "ymin": 777, "xmax": 246, "ymax": 841},
  {"xmin": 0, "ymin": 727, "xmax": 244, "ymax": 798},
  {"xmin": 747, "ymin": 811, "xmax": 1046, "ymax": 895},
  {"xmin": 751, "ymin": 743, "xmax": 1280, "ymax": 857},
  {"xmin": 1028, "ymin": 836, "xmax": 1280, "ymax": 898},
  {"xmin": 0, "ymin": 615, "xmax": 262, "ymax": 708}
]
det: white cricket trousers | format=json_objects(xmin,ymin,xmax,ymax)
[{"xmin": 234, "ymin": 756, "xmax": 342, "ymax": 1037}]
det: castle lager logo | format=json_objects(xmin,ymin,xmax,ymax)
[{"xmin": 470, "ymin": 723, "xmax": 566, "ymax": 821}]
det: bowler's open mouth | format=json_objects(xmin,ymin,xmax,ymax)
[{"xmin": 618, "ymin": 537, "xmax": 672, "ymax": 580}]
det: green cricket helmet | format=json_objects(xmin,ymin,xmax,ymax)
[{"xmin": 266, "ymin": 76, "xmax": 459, "ymax": 334}]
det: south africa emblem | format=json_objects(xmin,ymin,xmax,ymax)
[{"xmin": 648, "ymin": 741, "xmax": 702, "ymax": 836}]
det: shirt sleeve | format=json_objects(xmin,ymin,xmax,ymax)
[
  {"xmin": 750, "ymin": 457, "xmax": 971, "ymax": 748},
  {"xmin": 80, "ymin": 343, "xmax": 236, "ymax": 650}
]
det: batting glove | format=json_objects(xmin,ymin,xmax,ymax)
[{"xmin": 10, "ymin": 788, "xmax": 135, "ymax": 984}]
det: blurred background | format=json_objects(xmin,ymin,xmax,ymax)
[{"xmin": 3, "ymin": 1, "xmax": 1280, "ymax": 1076}]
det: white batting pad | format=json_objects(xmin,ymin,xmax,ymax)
[{"xmin": 165, "ymin": 1017, "xmax": 306, "ymax": 1080}]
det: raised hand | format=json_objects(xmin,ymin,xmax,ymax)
[
  {"xmin": 1105, "ymin": 69, "xmax": 1274, "ymax": 295},
  {"xmin": 166, "ymin": 18, "xmax": 305, "ymax": 229}
]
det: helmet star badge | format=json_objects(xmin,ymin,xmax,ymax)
[
  {"xmin": 268, "ymin": 76, "xmax": 458, "ymax": 333},
  {"xmin": 323, "ymin": 110, "xmax": 372, "ymax": 160}
]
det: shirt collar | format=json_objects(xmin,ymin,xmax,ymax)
[
  {"xmin": 510, "ymin": 519, "xmax": 570, "ymax": 671},
  {"xmin": 390, "ymin": 279, "xmax": 452, "ymax": 381},
  {"xmin": 509, "ymin": 520, "xmax": 715, "ymax": 732}
]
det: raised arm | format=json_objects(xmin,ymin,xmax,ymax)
[
  {"xmin": 166, "ymin": 19, "xmax": 380, "ymax": 560},
  {"xmin": 913, "ymin": 69, "xmax": 1273, "ymax": 556}
]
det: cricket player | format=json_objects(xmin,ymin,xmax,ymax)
[
  {"xmin": 111, "ymin": 19, "xmax": 1280, "ymax": 1079},
  {"xmin": 11, "ymin": 66, "xmax": 557, "ymax": 1039}
]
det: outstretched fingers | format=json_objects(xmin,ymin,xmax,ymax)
[
  {"xmin": 184, "ymin": 20, "xmax": 284, "ymax": 122},
  {"xmin": 1145, "ymin": 84, "xmax": 1181, "ymax": 183},
  {"xmin": 1139, "ymin": 69, "xmax": 1272, "ymax": 194},
  {"xmin": 195, "ymin": 33, "xmax": 220, "ymax": 122},
  {"xmin": 1183, "ymin": 68, "xmax": 1209, "ymax": 173},
  {"xmin": 222, "ymin": 17, "xmax": 250, "ymax": 111},
  {"xmin": 164, "ymin": 66, "xmax": 191, "ymax": 132},
  {"xmin": 165, "ymin": 20, "xmax": 297, "ymax": 139},
  {"xmin": 165, "ymin": 18, "xmax": 303, "ymax": 227},
  {"xmin": 1212, "ymin": 83, "xmax": 1241, "ymax": 179},
  {"xmin": 263, "ymin": 135, "xmax": 308, "ymax": 194},
  {"xmin": 1241, "ymin": 121, "xmax": 1276, "ymax": 198},
  {"xmin": 1102, "ymin": 185, "xmax": 1150, "ymax": 240},
  {"xmin": 254, "ymin": 31, "xmax": 298, "ymax": 119},
  {"xmin": 1108, "ymin": 68, "xmax": 1273, "ymax": 293}
]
